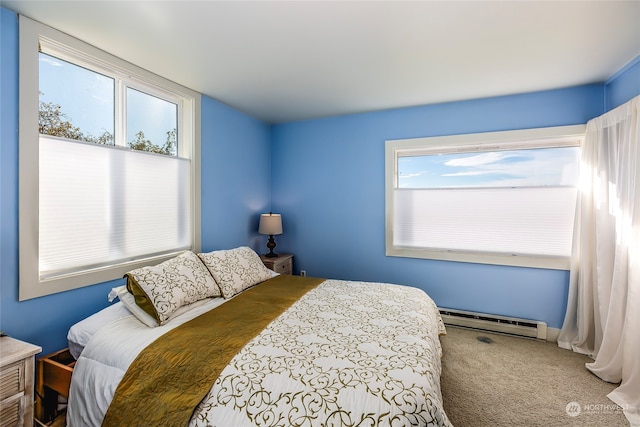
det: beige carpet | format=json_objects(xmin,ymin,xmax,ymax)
[{"xmin": 440, "ymin": 326, "xmax": 627, "ymax": 427}]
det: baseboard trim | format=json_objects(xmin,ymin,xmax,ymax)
[{"xmin": 546, "ymin": 327, "xmax": 560, "ymax": 343}]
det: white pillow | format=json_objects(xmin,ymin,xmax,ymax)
[
  {"xmin": 108, "ymin": 285, "xmax": 216, "ymax": 327},
  {"xmin": 198, "ymin": 246, "xmax": 277, "ymax": 299},
  {"xmin": 125, "ymin": 251, "xmax": 222, "ymax": 324},
  {"xmin": 108, "ymin": 286, "xmax": 158, "ymax": 327}
]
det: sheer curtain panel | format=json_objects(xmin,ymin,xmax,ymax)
[{"xmin": 558, "ymin": 96, "xmax": 639, "ymax": 424}]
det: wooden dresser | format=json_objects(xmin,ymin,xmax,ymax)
[{"xmin": 0, "ymin": 336, "xmax": 41, "ymax": 427}]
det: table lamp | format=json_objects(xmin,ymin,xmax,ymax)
[{"xmin": 258, "ymin": 212, "xmax": 283, "ymax": 258}]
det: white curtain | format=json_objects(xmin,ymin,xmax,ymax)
[{"xmin": 558, "ymin": 95, "xmax": 639, "ymax": 425}]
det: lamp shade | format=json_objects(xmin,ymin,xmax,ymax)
[{"xmin": 259, "ymin": 213, "xmax": 283, "ymax": 235}]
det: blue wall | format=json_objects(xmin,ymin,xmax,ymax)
[
  {"xmin": 2, "ymin": 4, "xmax": 639, "ymax": 353},
  {"xmin": 270, "ymin": 86, "xmax": 605, "ymax": 330},
  {"xmin": 200, "ymin": 96, "xmax": 272, "ymax": 252},
  {"xmin": 605, "ymin": 55, "xmax": 640, "ymax": 111},
  {"xmin": 0, "ymin": 8, "xmax": 271, "ymax": 355}
]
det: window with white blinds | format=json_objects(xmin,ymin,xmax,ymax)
[
  {"xmin": 385, "ymin": 125, "xmax": 585, "ymax": 270},
  {"xmin": 19, "ymin": 16, "xmax": 201, "ymax": 300}
]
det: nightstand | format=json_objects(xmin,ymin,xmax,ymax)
[
  {"xmin": 0, "ymin": 336, "xmax": 41, "ymax": 427},
  {"xmin": 260, "ymin": 253, "xmax": 293, "ymax": 275},
  {"xmin": 35, "ymin": 348, "xmax": 75, "ymax": 424}
]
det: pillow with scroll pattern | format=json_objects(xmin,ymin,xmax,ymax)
[
  {"xmin": 198, "ymin": 246, "xmax": 276, "ymax": 299},
  {"xmin": 125, "ymin": 250, "xmax": 221, "ymax": 325}
]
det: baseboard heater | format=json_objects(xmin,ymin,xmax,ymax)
[{"xmin": 439, "ymin": 308, "xmax": 547, "ymax": 340}]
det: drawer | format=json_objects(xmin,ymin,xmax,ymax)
[
  {"xmin": 39, "ymin": 348, "xmax": 75, "ymax": 398},
  {"xmin": 0, "ymin": 394, "xmax": 23, "ymax": 426},
  {"xmin": 36, "ymin": 348, "xmax": 75, "ymax": 423},
  {"xmin": 273, "ymin": 259, "xmax": 292, "ymax": 274},
  {"xmin": 260, "ymin": 254, "xmax": 293, "ymax": 275},
  {"xmin": 0, "ymin": 359, "xmax": 24, "ymax": 401}
]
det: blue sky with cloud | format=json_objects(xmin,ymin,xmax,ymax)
[
  {"xmin": 39, "ymin": 52, "xmax": 176, "ymax": 148},
  {"xmin": 398, "ymin": 146, "xmax": 579, "ymax": 188}
]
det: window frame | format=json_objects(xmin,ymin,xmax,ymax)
[
  {"xmin": 385, "ymin": 125, "xmax": 585, "ymax": 270},
  {"xmin": 19, "ymin": 16, "xmax": 202, "ymax": 300}
]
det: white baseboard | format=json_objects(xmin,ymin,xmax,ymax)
[{"xmin": 546, "ymin": 327, "xmax": 560, "ymax": 343}]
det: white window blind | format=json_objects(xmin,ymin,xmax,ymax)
[
  {"xmin": 39, "ymin": 136, "xmax": 191, "ymax": 279},
  {"xmin": 393, "ymin": 187, "xmax": 578, "ymax": 257}
]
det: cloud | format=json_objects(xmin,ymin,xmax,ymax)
[
  {"xmin": 442, "ymin": 170, "xmax": 502, "ymax": 177},
  {"xmin": 39, "ymin": 55, "xmax": 64, "ymax": 67},
  {"xmin": 399, "ymin": 171, "xmax": 429, "ymax": 179},
  {"xmin": 444, "ymin": 151, "xmax": 520, "ymax": 167}
]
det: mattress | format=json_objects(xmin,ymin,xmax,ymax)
[{"xmin": 67, "ymin": 278, "xmax": 451, "ymax": 426}]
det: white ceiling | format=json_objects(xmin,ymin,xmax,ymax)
[{"xmin": 3, "ymin": 1, "xmax": 640, "ymax": 123}]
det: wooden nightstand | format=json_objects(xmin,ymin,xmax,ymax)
[
  {"xmin": 260, "ymin": 253, "xmax": 293, "ymax": 275},
  {"xmin": 35, "ymin": 348, "xmax": 75, "ymax": 424},
  {"xmin": 0, "ymin": 336, "xmax": 41, "ymax": 427}
]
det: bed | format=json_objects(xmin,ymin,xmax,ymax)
[{"xmin": 65, "ymin": 247, "xmax": 452, "ymax": 427}]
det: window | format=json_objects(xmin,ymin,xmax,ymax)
[
  {"xmin": 19, "ymin": 16, "xmax": 201, "ymax": 300},
  {"xmin": 385, "ymin": 125, "xmax": 585, "ymax": 270}
]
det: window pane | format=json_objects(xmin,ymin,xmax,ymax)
[
  {"xmin": 127, "ymin": 88, "xmax": 178, "ymax": 156},
  {"xmin": 39, "ymin": 52, "xmax": 114, "ymax": 144},
  {"xmin": 398, "ymin": 147, "xmax": 580, "ymax": 189}
]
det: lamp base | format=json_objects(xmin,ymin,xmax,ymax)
[{"xmin": 265, "ymin": 235, "xmax": 279, "ymax": 258}]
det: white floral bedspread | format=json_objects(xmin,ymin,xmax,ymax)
[
  {"xmin": 191, "ymin": 279, "xmax": 451, "ymax": 426},
  {"xmin": 68, "ymin": 279, "xmax": 452, "ymax": 427}
]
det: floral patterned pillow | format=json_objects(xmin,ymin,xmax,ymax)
[
  {"xmin": 198, "ymin": 246, "xmax": 276, "ymax": 299},
  {"xmin": 125, "ymin": 251, "xmax": 221, "ymax": 325}
]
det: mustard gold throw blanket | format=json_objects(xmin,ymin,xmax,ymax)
[{"xmin": 102, "ymin": 275, "xmax": 324, "ymax": 427}]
